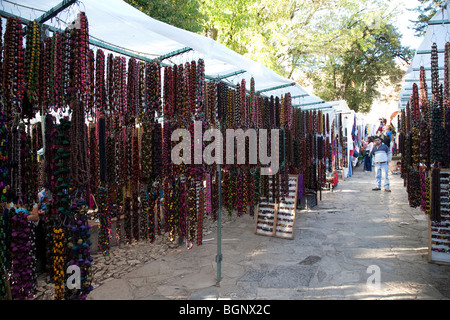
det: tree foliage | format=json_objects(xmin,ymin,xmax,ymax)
[
  {"xmin": 124, "ymin": 0, "xmax": 205, "ymax": 33},
  {"xmin": 125, "ymin": 0, "xmax": 414, "ymax": 113},
  {"xmin": 408, "ymin": 0, "xmax": 443, "ymax": 36},
  {"xmin": 307, "ymin": 14, "xmax": 413, "ymax": 112}
]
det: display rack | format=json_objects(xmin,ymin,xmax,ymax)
[
  {"xmin": 275, "ymin": 175, "xmax": 299, "ymax": 239},
  {"xmin": 255, "ymin": 174, "xmax": 299, "ymax": 239},
  {"xmin": 428, "ymin": 169, "xmax": 450, "ymax": 265}
]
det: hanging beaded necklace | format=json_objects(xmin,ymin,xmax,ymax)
[
  {"xmin": 187, "ymin": 61, "xmax": 196, "ymax": 119},
  {"xmin": 24, "ymin": 20, "xmax": 40, "ymax": 107},
  {"xmin": 132, "ymin": 190, "xmax": 140, "ymax": 241},
  {"xmin": 250, "ymin": 77, "xmax": 255, "ymax": 127},
  {"xmin": 197, "ymin": 182, "xmax": 204, "ymax": 245},
  {"xmin": 280, "ymin": 95, "xmax": 285, "ymax": 127},
  {"xmin": 3, "ymin": 17, "xmax": 24, "ymax": 121},
  {"xmin": 236, "ymin": 170, "xmax": 243, "ymax": 216},
  {"xmin": 0, "ymin": 19, "xmax": 3, "ymax": 99},
  {"xmin": 66, "ymin": 203, "xmax": 93, "ymax": 300},
  {"xmin": 70, "ymin": 99, "xmax": 90, "ymax": 189},
  {"xmin": 431, "ymin": 43, "xmax": 439, "ymax": 101},
  {"xmin": 54, "ymin": 32, "xmax": 63, "ymax": 110},
  {"xmin": 445, "ymin": 42, "xmax": 450, "ymax": 101},
  {"xmin": 0, "ymin": 211, "xmax": 8, "ymax": 299},
  {"xmin": 131, "ymin": 128, "xmax": 141, "ymax": 187},
  {"xmin": 52, "ymin": 227, "xmax": 65, "ymax": 300},
  {"xmin": 95, "ymin": 49, "xmax": 106, "ymax": 114},
  {"xmin": 0, "ymin": 111, "xmax": 9, "ymax": 202},
  {"xmin": 240, "ymin": 79, "xmax": 247, "ymax": 127},
  {"xmin": 76, "ymin": 12, "xmax": 89, "ymax": 106},
  {"xmin": 164, "ymin": 66, "xmax": 174, "ymax": 118},
  {"xmin": 197, "ymin": 59, "xmax": 205, "ymax": 120},
  {"xmin": 431, "ymin": 102, "xmax": 445, "ymax": 164},
  {"xmin": 10, "ymin": 207, "xmax": 37, "ymax": 300}
]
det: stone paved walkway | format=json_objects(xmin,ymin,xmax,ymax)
[{"xmin": 87, "ymin": 162, "xmax": 450, "ymax": 300}]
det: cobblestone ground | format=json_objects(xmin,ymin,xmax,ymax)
[
  {"xmin": 33, "ymin": 161, "xmax": 450, "ymax": 300},
  {"xmin": 33, "ymin": 213, "xmax": 238, "ymax": 300}
]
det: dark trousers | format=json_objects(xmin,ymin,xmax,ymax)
[{"xmin": 364, "ymin": 154, "xmax": 372, "ymax": 171}]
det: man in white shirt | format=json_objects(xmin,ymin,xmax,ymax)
[{"xmin": 369, "ymin": 136, "xmax": 392, "ymax": 192}]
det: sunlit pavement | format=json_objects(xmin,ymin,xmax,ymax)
[{"xmin": 89, "ymin": 161, "xmax": 450, "ymax": 300}]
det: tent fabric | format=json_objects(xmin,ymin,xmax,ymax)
[
  {"xmin": 2, "ymin": 0, "xmax": 324, "ymax": 107},
  {"xmin": 398, "ymin": 2, "xmax": 450, "ymax": 109}
]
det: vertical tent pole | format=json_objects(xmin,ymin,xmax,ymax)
[{"xmin": 216, "ymin": 121, "xmax": 223, "ymax": 284}]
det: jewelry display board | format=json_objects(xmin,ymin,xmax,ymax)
[
  {"xmin": 255, "ymin": 175, "xmax": 299, "ymax": 239},
  {"xmin": 255, "ymin": 201, "xmax": 277, "ymax": 237},
  {"xmin": 255, "ymin": 174, "xmax": 277, "ymax": 237},
  {"xmin": 429, "ymin": 169, "xmax": 450, "ymax": 265}
]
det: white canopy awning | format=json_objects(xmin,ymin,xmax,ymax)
[
  {"xmin": 2, "ymin": 0, "xmax": 325, "ymax": 107},
  {"xmin": 398, "ymin": 1, "xmax": 450, "ymax": 109}
]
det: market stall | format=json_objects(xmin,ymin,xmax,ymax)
[
  {"xmin": 0, "ymin": 0, "xmax": 344, "ymax": 300},
  {"xmin": 397, "ymin": 3, "xmax": 450, "ymax": 266}
]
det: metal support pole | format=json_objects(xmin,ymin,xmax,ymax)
[
  {"xmin": 216, "ymin": 161, "xmax": 222, "ymax": 284},
  {"xmin": 216, "ymin": 121, "xmax": 223, "ymax": 284},
  {"xmin": 35, "ymin": 0, "xmax": 77, "ymax": 24},
  {"xmin": 256, "ymin": 82, "xmax": 296, "ymax": 94},
  {"xmin": 217, "ymin": 69, "xmax": 246, "ymax": 80},
  {"xmin": 158, "ymin": 47, "xmax": 192, "ymax": 61}
]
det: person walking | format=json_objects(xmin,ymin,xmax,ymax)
[
  {"xmin": 369, "ymin": 136, "xmax": 392, "ymax": 192},
  {"xmin": 364, "ymin": 136, "xmax": 374, "ymax": 172}
]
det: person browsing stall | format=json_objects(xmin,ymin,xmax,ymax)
[
  {"xmin": 364, "ymin": 136, "xmax": 374, "ymax": 172},
  {"xmin": 369, "ymin": 136, "xmax": 392, "ymax": 192}
]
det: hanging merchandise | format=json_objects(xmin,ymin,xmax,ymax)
[
  {"xmin": 75, "ymin": 12, "xmax": 89, "ymax": 107},
  {"xmin": 0, "ymin": 111, "xmax": 10, "ymax": 202},
  {"xmin": 420, "ymin": 66, "xmax": 429, "ymax": 120},
  {"xmin": 419, "ymin": 120, "xmax": 430, "ymax": 169},
  {"xmin": 131, "ymin": 129, "xmax": 140, "ymax": 188},
  {"xmin": 240, "ymin": 170, "xmax": 247, "ymax": 216},
  {"xmin": 0, "ymin": 18, "xmax": 2, "ymax": 98},
  {"xmin": 420, "ymin": 170, "xmax": 429, "ymax": 214},
  {"xmin": 123, "ymin": 196, "xmax": 132, "ymax": 243},
  {"xmin": 431, "ymin": 43, "xmax": 439, "ymax": 99},
  {"xmin": 55, "ymin": 119, "xmax": 72, "ymax": 217},
  {"xmin": 250, "ymin": 77, "xmax": 255, "ymax": 127},
  {"xmin": 399, "ymin": 41, "xmax": 450, "ymax": 265},
  {"xmin": 141, "ymin": 118, "xmax": 153, "ymax": 185},
  {"xmin": 132, "ymin": 191, "xmax": 140, "ymax": 241},
  {"xmin": 70, "ymin": 99, "xmax": 90, "ymax": 189},
  {"xmin": 411, "ymin": 125, "xmax": 420, "ymax": 167},
  {"xmin": 105, "ymin": 134, "xmax": 117, "ymax": 192},
  {"xmin": 97, "ymin": 117, "xmax": 111, "ymax": 255},
  {"xmin": 197, "ymin": 59, "xmax": 205, "ymax": 120},
  {"xmin": 88, "ymin": 123, "xmax": 99, "ymax": 205},
  {"xmin": 152, "ymin": 122, "xmax": 162, "ymax": 181},
  {"xmin": 431, "ymin": 104, "xmax": 445, "ymax": 165},
  {"xmin": 445, "ymin": 42, "xmax": 450, "ymax": 100},
  {"xmin": 445, "ymin": 108, "xmax": 450, "ymax": 168},
  {"xmin": 66, "ymin": 203, "xmax": 93, "ymax": 300},
  {"xmin": 95, "ymin": 50, "xmax": 106, "ymax": 114},
  {"xmin": 9, "ymin": 207, "xmax": 36, "ymax": 300},
  {"xmin": 205, "ymin": 173, "xmax": 212, "ymax": 217},
  {"xmin": 3, "ymin": 17, "xmax": 24, "ymax": 122},
  {"xmin": 0, "ymin": 210, "xmax": 8, "ymax": 298},
  {"xmin": 146, "ymin": 185, "xmax": 158, "ymax": 242},
  {"xmin": 430, "ymin": 168, "xmax": 442, "ymax": 222},
  {"xmin": 24, "ymin": 21, "xmax": 40, "ymax": 107},
  {"xmin": 197, "ymin": 182, "xmax": 204, "ymax": 246},
  {"xmin": 0, "ymin": 5, "xmax": 348, "ymax": 299}
]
